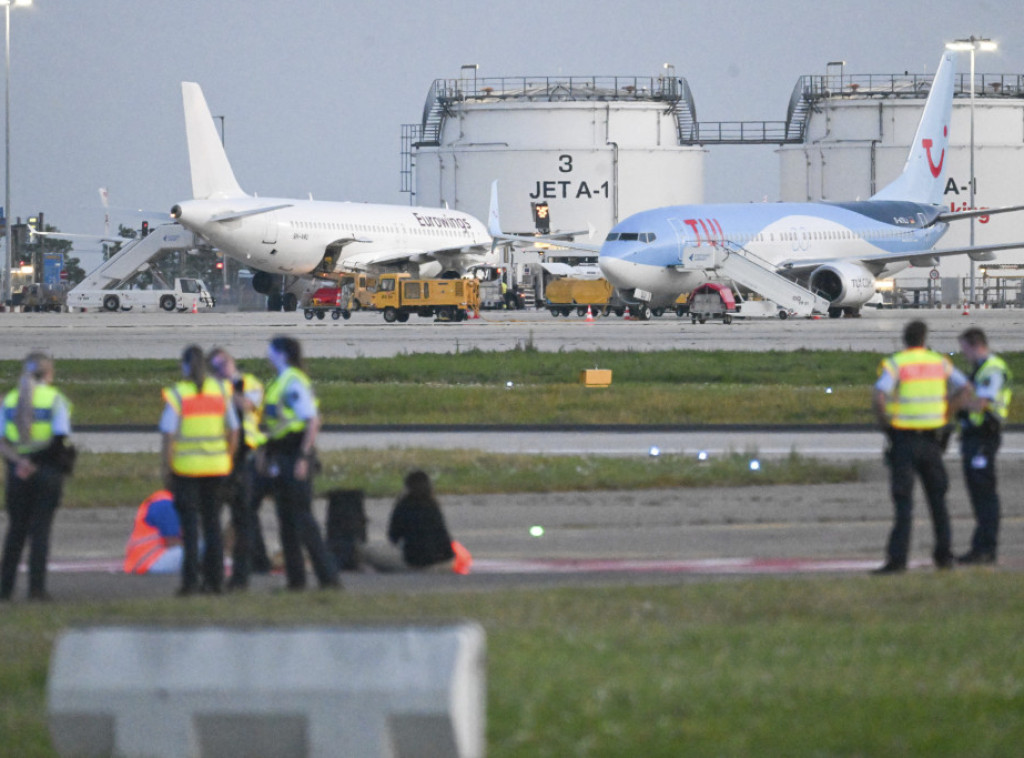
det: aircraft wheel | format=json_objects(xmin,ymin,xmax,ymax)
[
  {"xmin": 827, "ymin": 307, "xmax": 843, "ymax": 319},
  {"xmin": 283, "ymin": 293, "xmax": 298, "ymax": 312},
  {"xmin": 160, "ymin": 295, "xmax": 176, "ymax": 312},
  {"xmin": 103, "ymin": 294, "xmax": 120, "ymax": 312},
  {"xmin": 383, "ymin": 307, "xmax": 398, "ymax": 323}
]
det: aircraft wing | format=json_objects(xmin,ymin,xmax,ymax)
[
  {"xmin": 29, "ymin": 229, "xmax": 124, "ymax": 244},
  {"xmin": 777, "ymin": 240, "xmax": 1024, "ymax": 276},
  {"xmin": 936, "ymin": 203, "xmax": 1024, "ymax": 224},
  {"xmin": 209, "ymin": 204, "xmax": 294, "ymax": 223},
  {"xmin": 338, "ymin": 244, "xmax": 493, "ymax": 273},
  {"xmin": 492, "ymin": 231, "xmax": 601, "ymax": 254}
]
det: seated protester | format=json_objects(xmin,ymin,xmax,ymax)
[
  {"xmin": 124, "ymin": 490, "xmax": 184, "ymax": 575},
  {"xmin": 364, "ymin": 470, "xmax": 457, "ymax": 573}
]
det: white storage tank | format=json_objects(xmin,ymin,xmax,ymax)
[
  {"xmin": 778, "ymin": 68, "xmax": 1024, "ymax": 284},
  {"xmin": 404, "ymin": 67, "xmax": 705, "ymax": 240}
]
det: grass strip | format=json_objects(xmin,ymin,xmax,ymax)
[
  {"xmin": 1, "ymin": 573, "xmax": 1022, "ymax": 756},
  {"xmin": 3, "ymin": 349, "xmax": 1021, "ymax": 426},
  {"xmin": 29, "ymin": 449, "xmax": 860, "ymax": 509}
]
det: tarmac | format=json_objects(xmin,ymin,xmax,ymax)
[{"xmin": 1, "ymin": 305, "xmax": 1022, "ymax": 601}]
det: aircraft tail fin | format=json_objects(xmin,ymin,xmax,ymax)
[
  {"xmin": 181, "ymin": 82, "xmax": 245, "ymax": 200},
  {"xmin": 870, "ymin": 52, "xmax": 956, "ymax": 204},
  {"xmin": 487, "ymin": 181, "xmax": 503, "ymax": 237}
]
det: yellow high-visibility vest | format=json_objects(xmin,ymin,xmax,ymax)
[
  {"xmin": 237, "ymin": 373, "xmax": 267, "ymax": 449},
  {"xmin": 163, "ymin": 378, "xmax": 231, "ymax": 476},
  {"xmin": 880, "ymin": 348, "xmax": 950, "ymax": 430},
  {"xmin": 968, "ymin": 355, "xmax": 1012, "ymax": 427},
  {"xmin": 2, "ymin": 385, "xmax": 70, "ymax": 454},
  {"xmin": 262, "ymin": 367, "xmax": 314, "ymax": 441}
]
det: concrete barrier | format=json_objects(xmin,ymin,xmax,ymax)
[{"xmin": 47, "ymin": 624, "xmax": 485, "ymax": 758}]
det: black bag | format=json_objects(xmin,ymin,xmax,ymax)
[{"xmin": 325, "ymin": 489, "xmax": 367, "ymax": 570}]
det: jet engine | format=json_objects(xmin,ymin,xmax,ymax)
[
  {"xmin": 251, "ymin": 271, "xmax": 275, "ymax": 295},
  {"xmin": 808, "ymin": 260, "xmax": 877, "ymax": 308}
]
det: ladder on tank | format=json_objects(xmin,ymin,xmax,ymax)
[
  {"xmin": 68, "ymin": 223, "xmax": 200, "ymax": 293},
  {"xmin": 712, "ymin": 243, "xmax": 830, "ymax": 318}
]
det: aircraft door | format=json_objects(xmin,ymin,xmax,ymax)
[
  {"xmin": 667, "ymin": 218, "xmax": 688, "ymax": 265},
  {"xmin": 262, "ymin": 213, "xmax": 278, "ymax": 244}
]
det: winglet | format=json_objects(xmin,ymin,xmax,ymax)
[
  {"xmin": 488, "ymin": 181, "xmax": 503, "ymax": 238},
  {"xmin": 871, "ymin": 51, "xmax": 956, "ymax": 204},
  {"xmin": 181, "ymin": 82, "xmax": 246, "ymax": 200}
]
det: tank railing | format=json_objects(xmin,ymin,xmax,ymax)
[
  {"xmin": 691, "ymin": 121, "xmax": 792, "ymax": 144},
  {"xmin": 798, "ymin": 72, "xmax": 1024, "ymax": 102},
  {"xmin": 429, "ymin": 75, "xmax": 688, "ymax": 103}
]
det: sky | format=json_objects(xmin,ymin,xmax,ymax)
[{"xmin": 7, "ymin": 0, "xmax": 1024, "ymax": 265}]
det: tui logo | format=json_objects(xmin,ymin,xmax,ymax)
[{"xmin": 922, "ymin": 126, "xmax": 948, "ymax": 178}]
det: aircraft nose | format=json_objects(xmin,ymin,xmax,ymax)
[{"xmin": 599, "ymin": 252, "xmax": 635, "ymax": 288}]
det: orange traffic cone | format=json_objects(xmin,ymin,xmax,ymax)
[
  {"xmin": 585, "ymin": 304, "xmax": 594, "ymax": 322},
  {"xmin": 191, "ymin": 298, "xmax": 198, "ymax": 314}
]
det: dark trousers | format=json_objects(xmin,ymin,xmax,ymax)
[
  {"xmin": 0, "ymin": 463, "xmax": 63, "ymax": 599},
  {"xmin": 226, "ymin": 454, "xmax": 272, "ymax": 587},
  {"xmin": 961, "ymin": 432, "xmax": 1001, "ymax": 556},
  {"xmin": 270, "ymin": 453, "xmax": 338, "ymax": 589},
  {"xmin": 171, "ymin": 474, "xmax": 227, "ymax": 593},
  {"xmin": 885, "ymin": 429, "xmax": 952, "ymax": 566}
]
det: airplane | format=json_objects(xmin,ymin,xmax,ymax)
[
  {"xmin": 169, "ymin": 82, "xmax": 495, "ymax": 308},
  {"xmin": 578, "ymin": 51, "xmax": 1024, "ymax": 319}
]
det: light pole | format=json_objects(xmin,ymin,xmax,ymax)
[
  {"xmin": 1, "ymin": 0, "xmax": 30, "ymax": 308},
  {"xmin": 946, "ymin": 36, "xmax": 998, "ymax": 306}
]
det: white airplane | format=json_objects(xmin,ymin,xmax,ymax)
[
  {"xmin": 170, "ymin": 82, "xmax": 494, "ymax": 304},
  {"xmin": 591, "ymin": 51, "xmax": 1024, "ymax": 319}
]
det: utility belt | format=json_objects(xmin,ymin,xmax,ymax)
[{"xmin": 958, "ymin": 410, "xmax": 1002, "ymax": 439}]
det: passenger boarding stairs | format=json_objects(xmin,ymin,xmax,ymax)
[
  {"xmin": 68, "ymin": 223, "xmax": 200, "ymax": 293},
  {"xmin": 712, "ymin": 243, "xmax": 830, "ymax": 317}
]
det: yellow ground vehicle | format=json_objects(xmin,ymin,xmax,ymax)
[
  {"xmin": 372, "ymin": 273, "xmax": 480, "ymax": 323},
  {"xmin": 339, "ymin": 273, "xmax": 376, "ymax": 311},
  {"xmin": 544, "ymin": 278, "xmax": 628, "ymax": 317}
]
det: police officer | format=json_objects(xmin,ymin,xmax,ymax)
[
  {"xmin": 0, "ymin": 351, "xmax": 73, "ymax": 601},
  {"xmin": 261, "ymin": 336, "xmax": 339, "ymax": 590},
  {"xmin": 208, "ymin": 347, "xmax": 272, "ymax": 590},
  {"xmin": 956, "ymin": 327, "xmax": 1012, "ymax": 565},
  {"xmin": 872, "ymin": 320, "xmax": 968, "ymax": 574},
  {"xmin": 160, "ymin": 345, "xmax": 238, "ymax": 595}
]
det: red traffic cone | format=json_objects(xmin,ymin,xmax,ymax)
[
  {"xmin": 191, "ymin": 298, "xmax": 198, "ymax": 314},
  {"xmin": 623, "ymin": 306, "xmax": 631, "ymax": 320},
  {"xmin": 961, "ymin": 301, "xmax": 969, "ymax": 316},
  {"xmin": 585, "ymin": 304, "xmax": 595, "ymax": 322}
]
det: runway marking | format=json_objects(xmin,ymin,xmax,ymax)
[{"xmin": 47, "ymin": 556, "xmax": 895, "ymax": 576}]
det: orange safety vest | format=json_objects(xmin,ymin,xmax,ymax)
[
  {"xmin": 163, "ymin": 378, "xmax": 232, "ymax": 476},
  {"xmin": 123, "ymin": 490, "xmax": 174, "ymax": 574},
  {"xmin": 880, "ymin": 348, "xmax": 951, "ymax": 430}
]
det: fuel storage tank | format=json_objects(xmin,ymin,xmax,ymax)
[
  {"xmin": 778, "ymin": 68, "xmax": 1024, "ymax": 281},
  {"xmin": 403, "ymin": 67, "xmax": 705, "ymax": 238}
]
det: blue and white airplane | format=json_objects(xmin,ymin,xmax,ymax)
[{"xmin": 596, "ymin": 51, "xmax": 1024, "ymax": 318}]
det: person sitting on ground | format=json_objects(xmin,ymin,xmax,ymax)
[
  {"xmin": 364, "ymin": 470, "xmax": 457, "ymax": 573},
  {"xmin": 123, "ymin": 489, "xmax": 184, "ymax": 575}
]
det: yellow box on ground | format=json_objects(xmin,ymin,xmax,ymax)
[{"xmin": 579, "ymin": 369, "xmax": 612, "ymax": 387}]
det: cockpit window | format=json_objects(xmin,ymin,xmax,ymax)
[
  {"xmin": 618, "ymin": 233, "xmax": 639, "ymax": 241},
  {"xmin": 606, "ymin": 232, "xmax": 620, "ymax": 241},
  {"xmin": 640, "ymin": 233, "xmax": 657, "ymax": 243}
]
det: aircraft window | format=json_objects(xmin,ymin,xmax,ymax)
[
  {"xmin": 619, "ymin": 233, "xmax": 639, "ymax": 241},
  {"xmin": 640, "ymin": 233, "xmax": 657, "ymax": 243},
  {"xmin": 606, "ymin": 233, "xmax": 620, "ymax": 241}
]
